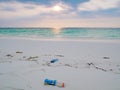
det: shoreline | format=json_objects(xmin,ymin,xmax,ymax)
[{"xmin": 0, "ymin": 36, "xmax": 120, "ymax": 43}]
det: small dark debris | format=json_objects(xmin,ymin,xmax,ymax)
[
  {"xmin": 101, "ymin": 68, "xmax": 107, "ymax": 72},
  {"xmin": 65, "ymin": 64, "xmax": 72, "ymax": 67},
  {"xmin": 27, "ymin": 56, "xmax": 39, "ymax": 60},
  {"xmin": 6, "ymin": 54, "xmax": 13, "ymax": 57},
  {"xmin": 55, "ymin": 55, "xmax": 64, "ymax": 57},
  {"xmin": 94, "ymin": 66, "xmax": 107, "ymax": 71},
  {"xmin": 103, "ymin": 57, "xmax": 110, "ymax": 59},
  {"xmin": 87, "ymin": 62, "xmax": 107, "ymax": 72},
  {"xmin": 95, "ymin": 67, "xmax": 107, "ymax": 72},
  {"xmin": 16, "ymin": 51, "xmax": 23, "ymax": 54},
  {"xmin": 95, "ymin": 67, "xmax": 99, "ymax": 69},
  {"xmin": 87, "ymin": 62, "xmax": 94, "ymax": 66}
]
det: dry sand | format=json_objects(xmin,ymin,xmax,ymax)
[{"xmin": 0, "ymin": 38, "xmax": 120, "ymax": 90}]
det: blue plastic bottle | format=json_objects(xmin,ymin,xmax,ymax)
[
  {"xmin": 44, "ymin": 79, "xmax": 57, "ymax": 86},
  {"xmin": 44, "ymin": 79, "xmax": 64, "ymax": 87}
]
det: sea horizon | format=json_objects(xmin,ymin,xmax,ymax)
[
  {"xmin": 0, "ymin": 27, "xmax": 120, "ymax": 40},
  {"xmin": 0, "ymin": 27, "xmax": 120, "ymax": 29}
]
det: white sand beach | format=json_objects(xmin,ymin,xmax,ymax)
[{"xmin": 0, "ymin": 38, "xmax": 120, "ymax": 90}]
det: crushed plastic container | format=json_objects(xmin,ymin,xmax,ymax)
[
  {"xmin": 44, "ymin": 79, "xmax": 64, "ymax": 87},
  {"xmin": 50, "ymin": 59, "xmax": 59, "ymax": 63}
]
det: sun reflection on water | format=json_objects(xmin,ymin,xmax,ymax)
[{"xmin": 53, "ymin": 28, "xmax": 61, "ymax": 34}]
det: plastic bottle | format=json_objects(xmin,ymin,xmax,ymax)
[
  {"xmin": 56, "ymin": 81, "xmax": 64, "ymax": 87},
  {"xmin": 50, "ymin": 59, "xmax": 59, "ymax": 63},
  {"xmin": 44, "ymin": 79, "xmax": 64, "ymax": 87}
]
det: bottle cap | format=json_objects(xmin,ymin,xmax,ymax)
[{"xmin": 56, "ymin": 82, "xmax": 65, "ymax": 87}]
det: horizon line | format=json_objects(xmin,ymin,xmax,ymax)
[{"xmin": 0, "ymin": 27, "xmax": 120, "ymax": 29}]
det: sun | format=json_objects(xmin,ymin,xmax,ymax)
[{"xmin": 53, "ymin": 5, "xmax": 63, "ymax": 12}]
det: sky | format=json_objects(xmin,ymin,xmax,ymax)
[{"xmin": 0, "ymin": 0, "xmax": 120, "ymax": 28}]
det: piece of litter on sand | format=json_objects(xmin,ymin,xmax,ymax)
[
  {"xmin": 103, "ymin": 57, "xmax": 110, "ymax": 59},
  {"xmin": 50, "ymin": 59, "xmax": 59, "ymax": 63},
  {"xmin": 6, "ymin": 54, "xmax": 13, "ymax": 57},
  {"xmin": 16, "ymin": 51, "xmax": 23, "ymax": 53},
  {"xmin": 55, "ymin": 55, "xmax": 64, "ymax": 57},
  {"xmin": 65, "ymin": 64, "xmax": 72, "ymax": 67},
  {"xmin": 27, "ymin": 56, "xmax": 39, "ymax": 60},
  {"xmin": 44, "ymin": 79, "xmax": 65, "ymax": 87}
]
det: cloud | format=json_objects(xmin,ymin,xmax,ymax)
[
  {"xmin": 78, "ymin": 0, "xmax": 120, "ymax": 11},
  {"xmin": 52, "ymin": 2, "xmax": 72, "ymax": 12},
  {"xmin": 0, "ymin": 1, "xmax": 72, "ymax": 19},
  {"xmin": 0, "ymin": 0, "xmax": 120, "ymax": 28}
]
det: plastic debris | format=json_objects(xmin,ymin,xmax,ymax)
[
  {"xmin": 50, "ymin": 59, "xmax": 59, "ymax": 63},
  {"xmin": 16, "ymin": 51, "xmax": 23, "ymax": 53},
  {"xmin": 6, "ymin": 54, "xmax": 13, "ymax": 57},
  {"xmin": 103, "ymin": 57, "xmax": 110, "ymax": 59},
  {"xmin": 44, "ymin": 79, "xmax": 64, "ymax": 87}
]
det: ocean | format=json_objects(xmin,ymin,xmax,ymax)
[{"xmin": 0, "ymin": 28, "xmax": 120, "ymax": 40}]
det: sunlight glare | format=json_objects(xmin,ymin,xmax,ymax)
[
  {"xmin": 53, "ymin": 28, "xmax": 61, "ymax": 34},
  {"xmin": 53, "ymin": 5, "xmax": 63, "ymax": 12}
]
